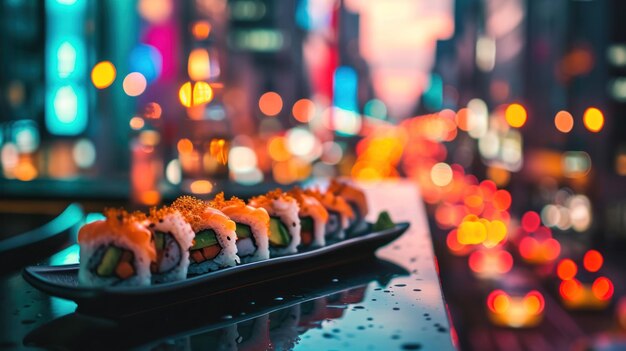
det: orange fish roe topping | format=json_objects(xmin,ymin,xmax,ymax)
[
  {"xmin": 328, "ymin": 179, "xmax": 368, "ymax": 216},
  {"xmin": 78, "ymin": 208, "xmax": 155, "ymax": 260},
  {"xmin": 289, "ymin": 187, "xmax": 329, "ymax": 221},
  {"xmin": 305, "ymin": 188, "xmax": 355, "ymax": 220},
  {"xmin": 249, "ymin": 189, "xmax": 295, "ymax": 207},
  {"xmin": 209, "ymin": 192, "xmax": 246, "ymax": 210},
  {"xmin": 148, "ymin": 205, "xmax": 179, "ymax": 222},
  {"xmin": 171, "ymin": 195, "xmax": 209, "ymax": 230}
]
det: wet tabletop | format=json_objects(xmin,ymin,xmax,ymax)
[{"xmin": 0, "ymin": 181, "xmax": 455, "ymax": 350}]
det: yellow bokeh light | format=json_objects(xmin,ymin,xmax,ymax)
[
  {"xmin": 554, "ymin": 110, "xmax": 574, "ymax": 133},
  {"xmin": 484, "ymin": 220, "xmax": 507, "ymax": 248},
  {"xmin": 91, "ymin": 61, "xmax": 116, "ymax": 89},
  {"xmin": 457, "ymin": 217, "xmax": 487, "ymax": 245},
  {"xmin": 179, "ymin": 81, "xmax": 214, "ymax": 108},
  {"xmin": 583, "ymin": 107, "xmax": 604, "ymax": 132},
  {"xmin": 188, "ymin": 48, "xmax": 211, "ymax": 81},
  {"xmin": 505, "ymin": 103, "xmax": 527, "ymax": 128}
]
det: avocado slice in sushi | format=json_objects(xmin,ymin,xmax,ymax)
[
  {"xmin": 269, "ymin": 217, "xmax": 291, "ymax": 247},
  {"xmin": 154, "ymin": 231, "xmax": 166, "ymax": 250},
  {"xmin": 235, "ymin": 223, "xmax": 252, "ymax": 239},
  {"xmin": 191, "ymin": 229, "xmax": 219, "ymax": 250},
  {"xmin": 96, "ymin": 246, "xmax": 122, "ymax": 277}
]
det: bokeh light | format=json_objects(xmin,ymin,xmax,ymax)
[
  {"xmin": 554, "ymin": 110, "xmax": 574, "ymax": 133},
  {"xmin": 129, "ymin": 116, "xmax": 145, "ymax": 130},
  {"xmin": 189, "ymin": 180, "xmax": 213, "ymax": 194},
  {"xmin": 122, "ymin": 72, "xmax": 147, "ymax": 97},
  {"xmin": 259, "ymin": 92, "xmax": 283, "ymax": 116},
  {"xmin": 292, "ymin": 98, "xmax": 315, "ymax": 123},
  {"xmin": 430, "ymin": 162, "xmax": 453, "ymax": 187},
  {"xmin": 179, "ymin": 81, "xmax": 214, "ymax": 107},
  {"xmin": 191, "ymin": 21, "xmax": 211, "ymax": 40},
  {"xmin": 91, "ymin": 61, "xmax": 116, "ymax": 89},
  {"xmin": 505, "ymin": 103, "xmax": 527, "ymax": 128},
  {"xmin": 583, "ymin": 107, "xmax": 604, "ymax": 132},
  {"xmin": 557, "ymin": 259, "xmax": 578, "ymax": 280},
  {"xmin": 583, "ymin": 250, "xmax": 603, "ymax": 272}
]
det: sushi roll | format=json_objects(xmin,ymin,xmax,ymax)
[
  {"xmin": 268, "ymin": 305, "xmax": 301, "ymax": 350},
  {"xmin": 78, "ymin": 209, "xmax": 155, "ymax": 287},
  {"xmin": 304, "ymin": 188, "xmax": 354, "ymax": 241},
  {"xmin": 210, "ymin": 192, "xmax": 270, "ymax": 264},
  {"xmin": 328, "ymin": 178, "xmax": 369, "ymax": 233},
  {"xmin": 288, "ymin": 187, "xmax": 328, "ymax": 248},
  {"xmin": 145, "ymin": 206, "xmax": 195, "ymax": 284},
  {"xmin": 235, "ymin": 314, "xmax": 271, "ymax": 351},
  {"xmin": 249, "ymin": 189, "xmax": 301, "ymax": 256},
  {"xmin": 172, "ymin": 196, "xmax": 239, "ymax": 274}
]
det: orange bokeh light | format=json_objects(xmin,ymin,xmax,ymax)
[
  {"xmin": 259, "ymin": 92, "xmax": 283, "ymax": 117},
  {"xmin": 583, "ymin": 107, "xmax": 604, "ymax": 132},
  {"xmin": 191, "ymin": 21, "xmax": 211, "ymax": 40},
  {"xmin": 492, "ymin": 190, "xmax": 512, "ymax": 211},
  {"xmin": 592, "ymin": 277, "xmax": 614, "ymax": 301},
  {"xmin": 523, "ymin": 291, "xmax": 545, "ymax": 315},
  {"xmin": 554, "ymin": 110, "xmax": 574, "ymax": 133},
  {"xmin": 190, "ymin": 180, "xmax": 213, "ymax": 194},
  {"xmin": 292, "ymin": 98, "xmax": 315, "ymax": 123},
  {"xmin": 505, "ymin": 103, "xmax": 527, "ymax": 128},
  {"xmin": 557, "ymin": 259, "xmax": 578, "ymax": 280},
  {"xmin": 177, "ymin": 138, "xmax": 194, "ymax": 154},
  {"xmin": 560, "ymin": 279, "xmax": 583, "ymax": 301},
  {"xmin": 455, "ymin": 108, "xmax": 470, "ymax": 131},
  {"xmin": 583, "ymin": 250, "xmax": 603, "ymax": 272}
]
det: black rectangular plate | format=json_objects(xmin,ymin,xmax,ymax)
[{"xmin": 23, "ymin": 222, "xmax": 409, "ymax": 316}]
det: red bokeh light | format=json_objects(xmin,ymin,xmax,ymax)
[
  {"xmin": 583, "ymin": 250, "xmax": 603, "ymax": 273},
  {"xmin": 521, "ymin": 211, "xmax": 541, "ymax": 232}
]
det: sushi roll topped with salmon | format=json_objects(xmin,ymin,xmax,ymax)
[
  {"xmin": 305, "ymin": 188, "xmax": 354, "ymax": 240},
  {"xmin": 249, "ymin": 189, "xmax": 301, "ymax": 255},
  {"xmin": 210, "ymin": 192, "xmax": 270, "ymax": 263},
  {"xmin": 145, "ymin": 206, "xmax": 195, "ymax": 283},
  {"xmin": 172, "ymin": 196, "xmax": 239, "ymax": 274},
  {"xmin": 78, "ymin": 209, "xmax": 155, "ymax": 287},
  {"xmin": 288, "ymin": 187, "xmax": 328, "ymax": 248},
  {"xmin": 327, "ymin": 178, "xmax": 369, "ymax": 233}
]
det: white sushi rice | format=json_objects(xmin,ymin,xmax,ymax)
[
  {"xmin": 253, "ymin": 197, "xmax": 301, "ymax": 256},
  {"xmin": 300, "ymin": 194, "xmax": 327, "ymax": 247},
  {"xmin": 149, "ymin": 211, "xmax": 194, "ymax": 283},
  {"xmin": 78, "ymin": 221, "xmax": 152, "ymax": 287},
  {"xmin": 222, "ymin": 205, "xmax": 270, "ymax": 264},
  {"xmin": 188, "ymin": 207, "xmax": 239, "ymax": 274}
]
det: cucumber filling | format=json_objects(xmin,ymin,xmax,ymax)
[
  {"xmin": 91, "ymin": 245, "xmax": 136, "ymax": 279},
  {"xmin": 269, "ymin": 217, "xmax": 291, "ymax": 247},
  {"xmin": 151, "ymin": 231, "xmax": 182, "ymax": 274},
  {"xmin": 190, "ymin": 229, "xmax": 222, "ymax": 263}
]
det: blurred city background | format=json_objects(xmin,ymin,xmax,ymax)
[{"xmin": 2, "ymin": 0, "xmax": 626, "ymax": 349}]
